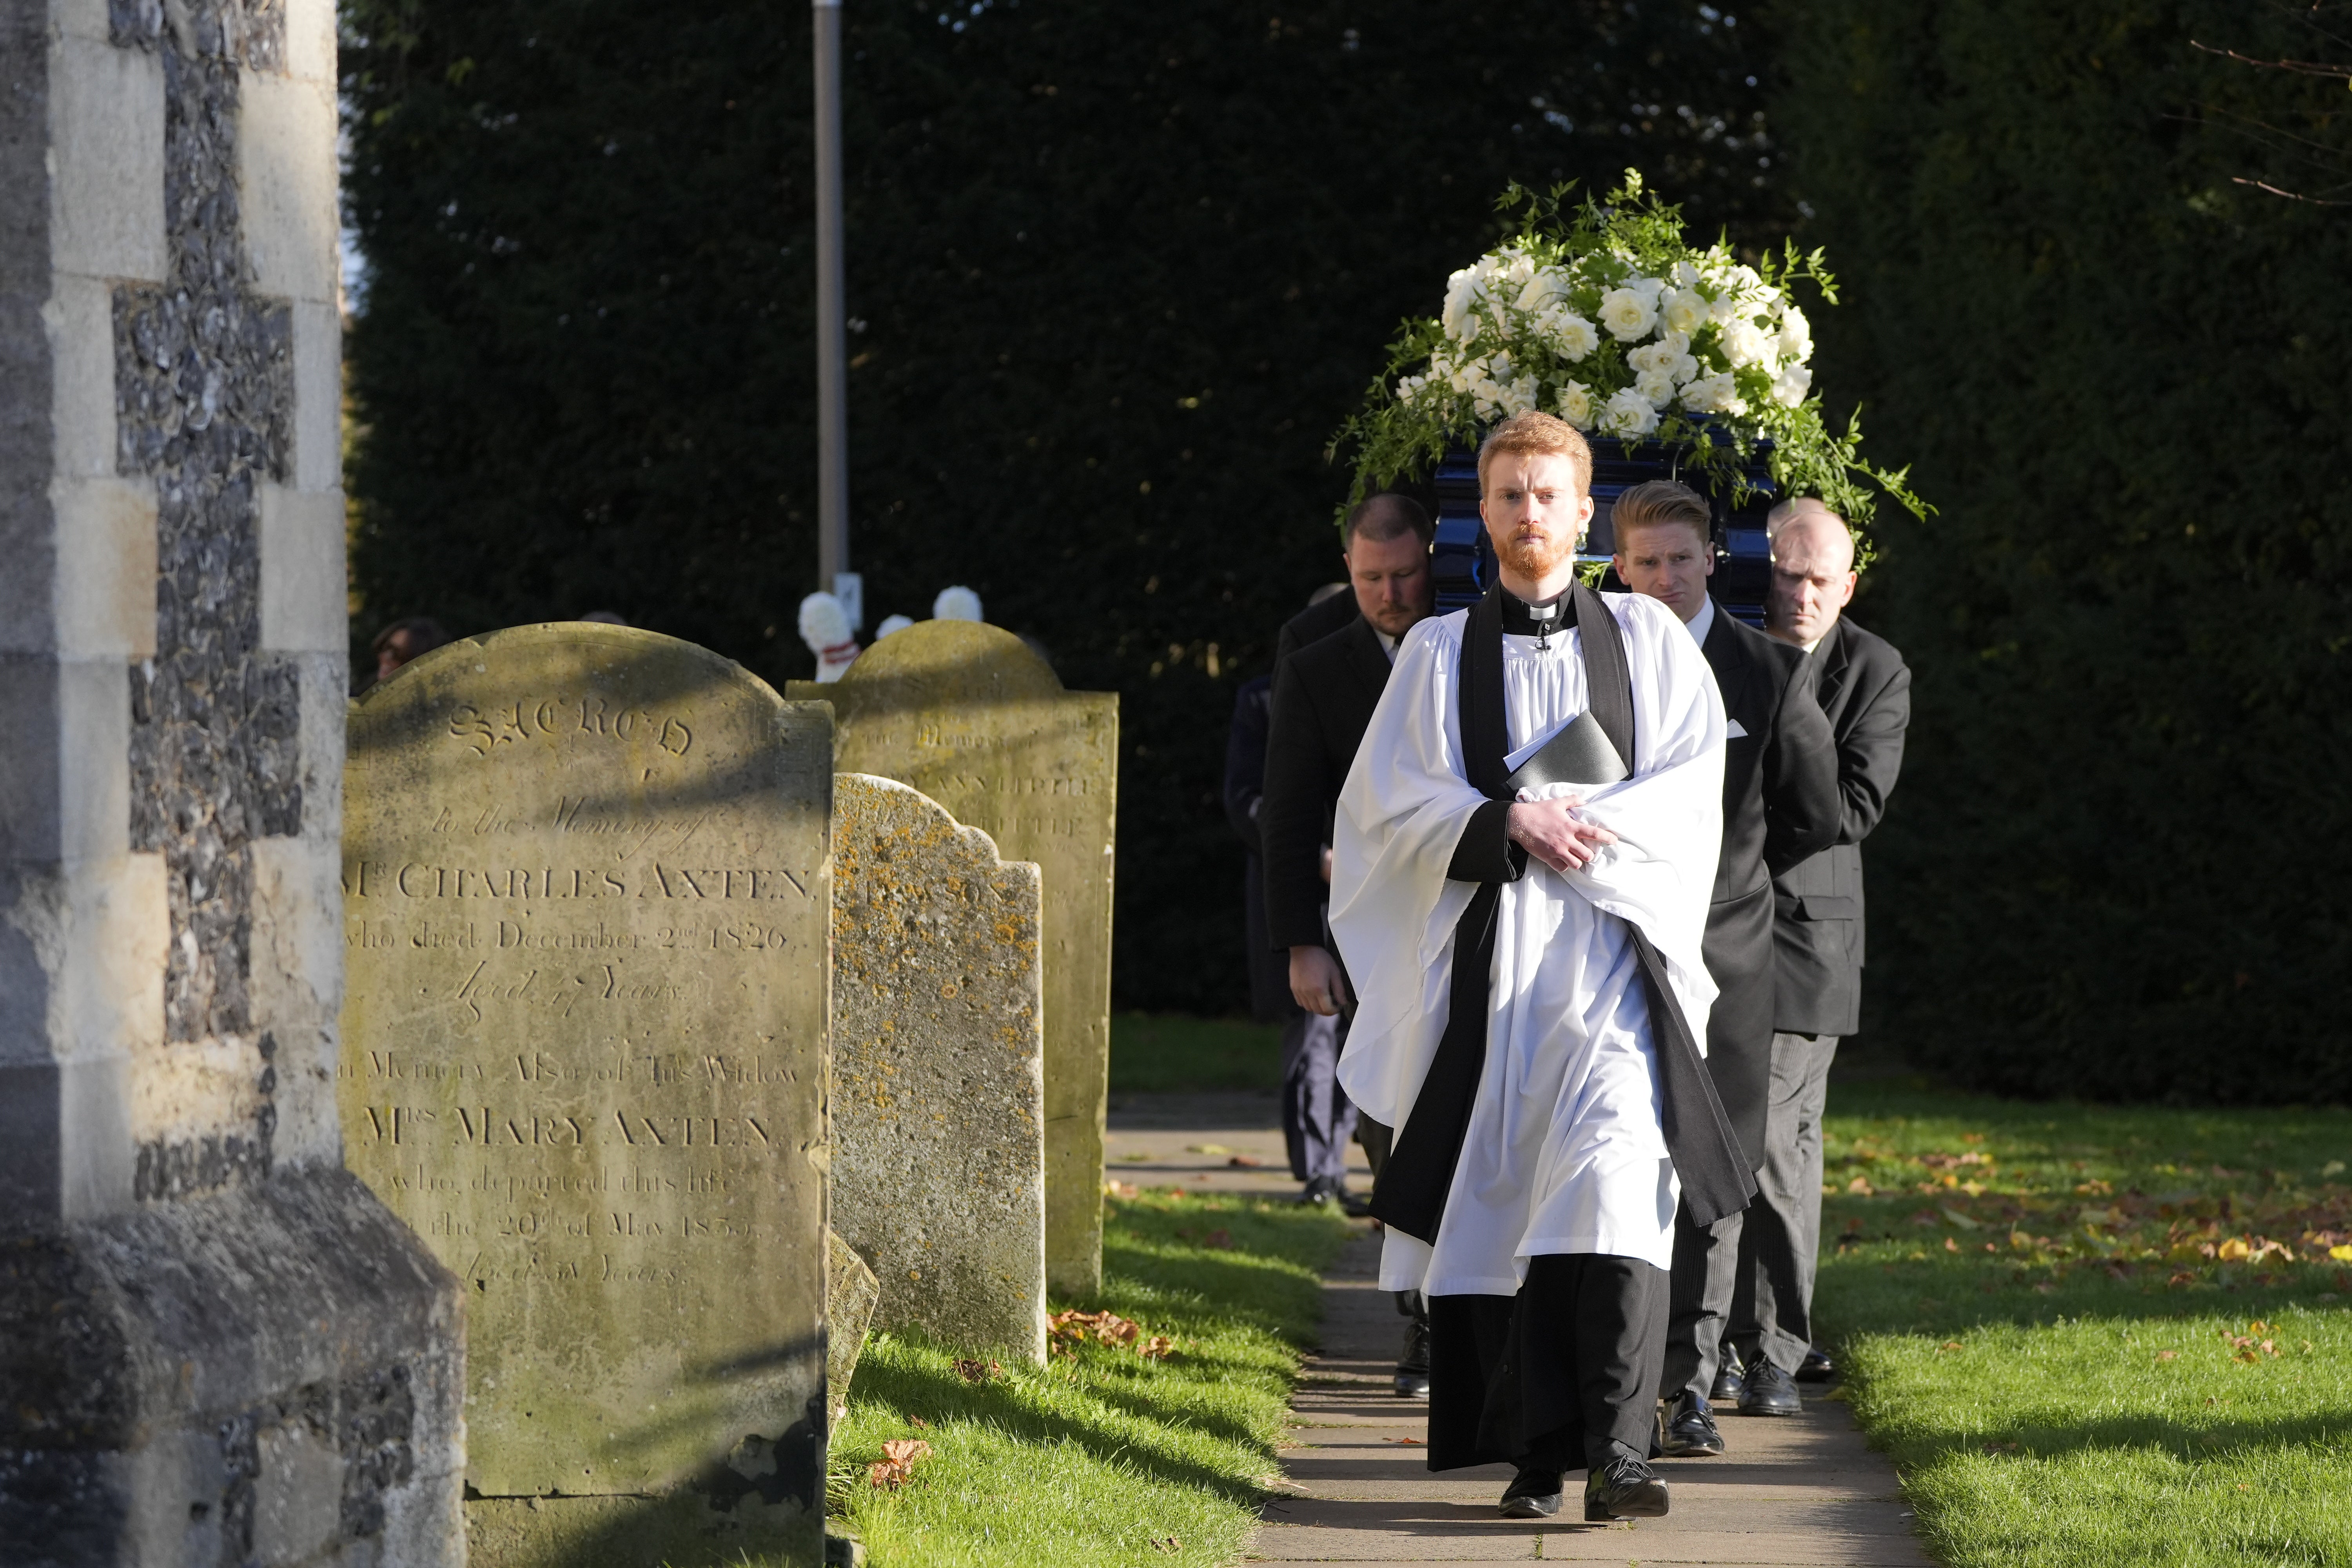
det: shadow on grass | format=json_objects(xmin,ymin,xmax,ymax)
[
  {"xmin": 1938, "ymin": 1406, "xmax": 2352, "ymax": 1465},
  {"xmin": 843, "ymin": 1329, "xmax": 1270, "ymax": 1506}
]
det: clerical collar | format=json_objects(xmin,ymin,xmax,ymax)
[
  {"xmin": 1497, "ymin": 588, "xmax": 1569, "ymax": 650},
  {"xmin": 1685, "ymin": 593, "xmax": 1717, "ymax": 646}
]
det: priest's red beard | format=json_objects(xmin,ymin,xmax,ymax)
[{"xmin": 1496, "ymin": 526, "xmax": 1577, "ymax": 583}]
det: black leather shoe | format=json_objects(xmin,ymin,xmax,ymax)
[
  {"xmin": 1655, "ymin": 1391, "xmax": 1726, "ymax": 1457},
  {"xmin": 1394, "ymin": 1317, "xmax": 1431, "ymax": 1398},
  {"xmin": 1710, "ymin": 1350, "xmax": 1745, "ymax": 1406},
  {"xmin": 1583, "ymin": 1455, "xmax": 1669, "ymax": 1520},
  {"xmin": 1738, "ymin": 1357, "xmax": 1802, "ymax": 1417},
  {"xmin": 1498, "ymin": 1463, "xmax": 1563, "ymax": 1517},
  {"xmin": 1796, "ymin": 1345, "xmax": 1836, "ymax": 1383}
]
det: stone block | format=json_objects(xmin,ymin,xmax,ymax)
[
  {"xmin": 831, "ymin": 773, "xmax": 1047, "ymax": 1358},
  {"xmin": 825, "ymin": 1229, "xmax": 880, "ymax": 1423},
  {"xmin": 252, "ymin": 1420, "xmax": 342, "ymax": 1565},
  {"xmin": 42, "ymin": 273, "xmax": 116, "ymax": 481},
  {"xmin": 792, "ymin": 622, "xmax": 1118, "ymax": 1296},
  {"xmin": 285, "ymin": 0, "xmax": 337, "ymax": 85},
  {"xmin": 51, "ymin": 475, "xmax": 158, "ymax": 659},
  {"xmin": 236, "ymin": 71, "xmax": 338, "ymax": 304},
  {"xmin": 340, "ymin": 626, "xmax": 833, "ymax": 1563},
  {"xmin": 259, "ymin": 483, "xmax": 346, "ymax": 653},
  {"xmin": 49, "ymin": 34, "xmax": 165, "ymax": 285},
  {"xmin": 248, "ymin": 832, "xmax": 343, "ymax": 1168},
  {"xmin": 290, "ymin": 298, "xmax": 342, "ymax": 492}
]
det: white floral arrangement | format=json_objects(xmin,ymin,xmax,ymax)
[{"xmin": 1332, "ymin": 174, "xmax": 1923, "ymax": 556}]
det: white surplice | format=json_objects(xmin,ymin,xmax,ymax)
[{"xmin": 1330, "ymin": 592, "xmax": 1726, "ymax": 1296}]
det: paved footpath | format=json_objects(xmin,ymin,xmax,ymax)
[{"xmin": 1249, "ymin": 1230, "xmax": 1933, "ymax": 1567}]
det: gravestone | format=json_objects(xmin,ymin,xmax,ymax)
[
  {"xmin": 0, "ymin": 1, "xmax": 465, "ymax": 1561},
  {"xmin": 831, "ymin": 773, "xmax": 1047, "ymax": 1359},
  {"xmin": 341, "ymin": 625, "xmax": 833, "ymax": 1566},
  {"xmin": 791, "ymin": 623, "xmax": 1117, "ymax": 1296}
]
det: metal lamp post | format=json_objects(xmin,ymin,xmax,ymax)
[{"xmin": 812, "ymin": 0, "xmax": 859, "ymax": 627}]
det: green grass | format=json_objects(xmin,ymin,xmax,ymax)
[
  {"xmin": 1109, "ymin": 1012, "xmax": 1281, "ymax": 1094},
  {"xmin": 823, "ymin": 1189, "xmax": 1353, "ymax": 1567},
  {"xmin": 1818, "ymin": 1073, "xmax": 2352, "ymax": 1567}
]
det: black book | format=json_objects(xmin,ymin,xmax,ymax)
[{"xmin": 1504, "ymin": 711, "xmax": 1629, "ymax": 792}]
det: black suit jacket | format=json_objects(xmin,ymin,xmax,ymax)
[
  {"xmin": 1261, "ymin": 615, "xmax": 1392, "ymax": 953},
  {"xmin": 1697, "ymin": 602, "xmax": 1840, "ymax": 1166},
  {"xmin": 1771, "ymin": 615, "xmax": 1912, "ymax": 1036},
  {"xmin": 1222, "ymin": 677, "xmax": 1292, "ymax": 1024},
  {"xmin": 1274, "ymin": 590, "xmax": 1359, "ymax": 672}
]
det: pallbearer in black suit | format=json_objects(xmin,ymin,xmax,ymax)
[
  {"xmin": 1610, "ymin": 482, "xmax": 1838, "ymax": 1459},
  {"xmin": 1725, "ymin": 500, "xmax": 1911, "ymax": 1413},
  {"xmin": 1261, "ymin": 497, "xmax": 1437, "ymax": 1218}
]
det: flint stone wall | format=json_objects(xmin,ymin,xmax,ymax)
[
  {"xmin": 831, "ymin": 773, "xmax": 1046, "ymax": 1361},
  {"xmin": 340, "ymin": 624, "xmax": 833, "ymax": 1567},
  {"xmin": 0, "ymin": 1, "xmax": 462, "ymax": 1562},
  {"xmin": 791, "ymin": 621, "xmax": 1117, "ymax": 1296}
]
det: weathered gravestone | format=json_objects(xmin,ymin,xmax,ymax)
[
  {"xmin": 791, "ymin": 623, "xmax": 1117, "ymax": 1296},
  {"xmin": 341, "ymin": 625, "xmax": 833, "ymax": 1566},
  {"xmin": 0, "ymin": 0, "xmax": 465, "ymax": 1561},
  {"xmin": 831, "ymin": 774, "xmax": 1047, "ymax": 1360}
]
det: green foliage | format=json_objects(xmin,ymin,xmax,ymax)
[
  {"xmin": 339, "ymin": 0, "xmax": 1792, "ymax": 1012},
  {"xmin": 1329, "ymin": 174, "xmax": 1924, "ymax": 555},
  {"xmin": 1773, "ymin": 0, "xmax": 2352, "ymax": 1100},
  {"xmin": 1817, "ymin": 1075, "xmax": 2352, "ymax": 1565},
  {"xmin": 820, "ymin": 1191, "xmax": 1351, "ymax": 1567}
]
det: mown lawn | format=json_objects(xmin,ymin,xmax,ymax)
[
  {"xmin": 1109, "ymin": 1013, "xmax": 1281, "ymax": 1094},
  {"xmin": 1818, "ymin": 1073, "xmax": 2352, "ymax": 1568},
  {"xmin": 823, "ymin": 1189, "xmax": 1352, "ymax": 1567}
]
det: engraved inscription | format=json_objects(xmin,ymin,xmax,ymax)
[{"xmin": 448, "ymin": 695, "xmax": 695, "ymax": 758}]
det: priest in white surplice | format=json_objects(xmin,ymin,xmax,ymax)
[{"xmin": 1331, "ymin": 412, "xmax": 1753, "ymax": 1522}]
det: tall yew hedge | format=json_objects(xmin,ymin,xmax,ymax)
[
  {"xmin": 1774, "ymin": 0, "xmax": 2352, "ymax": 1100},
  {"xmin": 340, "ymin": 0, "xmax": 1792, "ymax": 1013}
]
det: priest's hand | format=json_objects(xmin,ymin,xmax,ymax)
[
  {"xmin": 1290, "ymin": 944, "xmax": 1351, "ymax": 1016},
  {"xmin": 1506, "ymin": 797, "xmax": 1618, "ymax": 873}
]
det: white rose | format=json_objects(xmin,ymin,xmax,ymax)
[
  {"xmin": 1777, "ymin": 305, "xmax": 1813, "ymax": 363},
  {"xmin": 1771, "ymin": 362, "xmax": 1814, "ymax": 407},
  {"xmin": 1600, "ymin": 387, "xmax": 1661, "ymax": 437},
  {"xmin": 1625, "ymin": 275, "xmax": 1666, "ymax": 307},
  {"xmin": 1673, "ymin": 259, "xmax": 1703, "ymax": 289},
  {"xmin": 1598, "ymin": 287, "xmax": 1658, "ymax": 341},
  {"xmin": 1719, "ymin": 318, "xmax": 1773, "ymax": 368},
  {"xmin": 1503, "ymin": 374, "xmax": 1541, "ymax": 416},
  {"xmin": 1515, "ymin": 267, "xmax": 1569, "ymax": 313},
  {"xmin": 1662, "ymin": 288, "xmax": 1712, "ymax": 338},
  {"xmin": 1441, "ymin": 266, "xmax": 1479, "ymax": 340},
  {"xmin": 1546, "ymin": 312, "xmax": 1600, "ymax": 362},
  {"xmin": 1488, "ymin": 351, "xmax": 1517, "ymax": 381},
  {"xmin": 1680, "ymin": 371, "xmax": 1745, "ymax": 415},
  {"xmin": 1633, "ymin": 367, "xmax": 1678, "ymax": 408},
  {"xmin": 1555, "ymin": 379, "xmax": 1595, "ymax": 428}
]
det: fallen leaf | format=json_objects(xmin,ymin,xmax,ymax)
[
  {"xmin": 952, "ymin": 1358, "xmax": 1003, "ymax": 1384},
  {"xmin": 1938, "ymin": 1340, "xmax": 1964, "ymax": 1352},
  {"xmin": 1103, "ymin": 1180, "xmax": 1139, "ymax": 1200},
  {"xmin": 1201, "ymin": 1228, "xmax": 1233, "ymax": 1249},
  {"xmin": 1138, "ymin": 1335, "xmax": 1175, "ymax": 1360},
  {"xmin": 2330, "ymin": 1244, "xmax": 2352, "ymax": 1263},
  {"xmin": 1150, "ymin": 1537, "xmax": 1182, "ymax": 1555},
  {"xmin": 1226, "ymin": 1155, "xmax": 1264, "ymax": 1169},
  {"xmin": 1945, "ymin": 1237, "xmax": 1960, "ymax": 1253},
  {"xmin": 1848, "ymin": 1176, "xmax": 1875, "ymax": 1195},
  {"xmin": 869, "ymin": 1437, "xmax": 934, "ymax": 1489},
  {"xmin": 2218, "ymin": 1238, "xmax": 2252, "ymax": 1262},
  {"xmin": 1186, "ymin": 1144, "xmax": 1232, "ymax": 1156},
  {"xmin": 908, "ymin": 1417, "xmax": 929, "ymax": 1429},
  {"xmin": 2157, "ymin": 1350, "xmax": 2178, "ymax": 1362},
  {"xmin": 2323, "ymin": 1161, "xmax": 2346, "ymax": 1178},
  {"xmin": 1385, "ymin": 1436, "xmax": 1425, "ymax": 1444},
  {"xmin": 1940, "ymin": 1205, "xmax": 1981, "ymax": 1230}
]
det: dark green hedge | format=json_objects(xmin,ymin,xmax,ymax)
[
  {"xmin": 341, "ymin": 0, "xmax": 1792, "ymax": 1013},
  {"xmin": 1774, "ymin": 0, "xmax": 2352, "ymax": 1101}
]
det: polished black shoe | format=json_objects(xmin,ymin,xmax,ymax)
[
  {"xmin": 1709, "ymin": 1350, "xmax": 1745, "ymax": 1406},
  {"xmin": 1796, "ymin": 1345, "xmax": 1837, "ymax": 1383},
  {"xmin": 1655, "ymin": 1391, "xmax": 1726, "ymax": 1457},
  {"xmin": 1583, "ymin": 1455, "xmax": 1669, "ymax": 1521},
  {"xmin": 1394, "ymin": 1317, "xmax": 1431, "ymax": 1399},
  {"xmin": 1498, "ymin": 1463, "xmax": 1563, "ymax": 1518},
  {"xmin": 1738, "ymin": 1356, "xmax": 1803, "ymax": 1417}
]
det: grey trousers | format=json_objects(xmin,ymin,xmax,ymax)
[
  {"xmin": 1659, "ymin": 1201, "xmax": 1743, "ymax": 1403},
  {"xmin": 1279, "ymin": 1008, "xmax": 1356, "ymax": 1184},
  {"xmin": 1730, "ymin": 1031, "xmax": 1839, "ymax": 1376}
]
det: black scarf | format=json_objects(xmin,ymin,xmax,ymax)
[{"xmin": 1368, "ymin": 584, "xmax": 1757, "ymax": 1244}]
